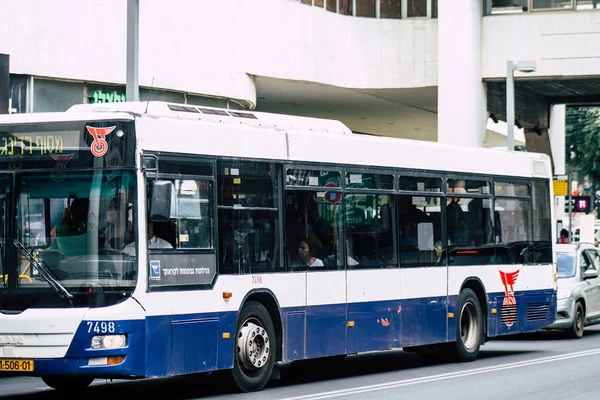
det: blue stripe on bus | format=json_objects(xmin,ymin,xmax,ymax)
[{"xmin": 28, "ymin": 288, "xmax": 555, "ymax": 378}]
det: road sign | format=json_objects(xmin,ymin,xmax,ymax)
[
  {"xmin": 323, "ymin": 182, "xmax": 342, "ymax": 204},
  {"xmin": 553, "ymin": 180, "xmax": 568, "ymax": 196}
]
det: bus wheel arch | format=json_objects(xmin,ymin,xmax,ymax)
[
  {"xmin": 459, "ymin": 278, "xmax": 488, "ymax": 342},
  {"xmin": 443, "ymin": 288, "xmax": 483, "ymax": 362},
  {"xmin": 242, "ymin": 290, "xmax": 283, "ymax": 362},
  {"xmin": 223, "ymin": 290, "xmax": 282, "ymax": 392}
]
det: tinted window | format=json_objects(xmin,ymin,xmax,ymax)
[
  {"xmin": 286, "ymin": 169, "xmax": 341, "ymax": 188},
  {"xmin": 174, "ymin": 180, "xmax": 212, "ymax": 249},
  {"xmin": 218, "ymin": 161, "xmax": 280, "ymax": 274},
  {"xmin": 495, "ymin": 182, "xmax": 529, "ymax": 197},
  {"xmin": 495, "ymin": 198, "xmax": 532, "ymax": 264},
  {"xmin": 345, "ymin": 194, "xmax": 395, "ymax": 268},
  {"xmin": 399, "ymin": 176, "xmax": 442, "ymax": 192},
  {"xmin": 346, "ymin": 172, "xmax": 393, "ymax": 190},
  {"xmin": 398, "ymin": 195, "xmax": 441, "ymax": 267},
  {"xmin": 447, "ymin": 179, "xmax": 490, "ymax": 195},
  {"xmin": 445, "ymin": 197, "xmax": 495, "ymax": 266},
  {"xmin": 285, "ymin": 190, "xmax": 342, "ymax": 270}
]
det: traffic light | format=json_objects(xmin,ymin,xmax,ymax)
[{"xmin": 564, "ymin": 196, "xmax": 592, "ymax": 213}]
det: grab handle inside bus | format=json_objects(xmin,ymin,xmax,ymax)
[{"xmin": 149, "ymin": 180, "xmax": 172, "ymax": 221}]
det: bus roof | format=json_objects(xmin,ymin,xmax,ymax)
[
  {"xmin": 0, "ymin": 101, "xmax": 552, "ymax": 179},
  {"xmin": 0, "ymin": 111, "xmax": 134, "ymax": 125}
]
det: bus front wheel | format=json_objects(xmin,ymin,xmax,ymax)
[
  {"xmin": 443, "ymin": 288, "xmax": 483, "ymax": 362},
  {"xmin": 42, "ymin": 375, "xmax": 94, "ymax": 391},
  {"xmin": 229, "ymin": 301, "xmax": 276, "ymax": 392}
]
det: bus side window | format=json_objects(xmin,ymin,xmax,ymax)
[
  {"xmin": 285, "ymin": 190, "xmax": 342, "ymax": 270},
  {"xmin": 345, "ymin": 193, "xmax": 395, "ymax": 269},
  {"xmin": 217, "ymin": 161, "xmax": 280, "ymax": 274}
]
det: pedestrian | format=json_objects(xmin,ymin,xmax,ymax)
[{"xmin": 559, "ymin": 229, "xmax": 569, "ymax": 244}]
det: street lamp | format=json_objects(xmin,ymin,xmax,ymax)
[{"xmin": 506, "ymin": 60, "xmax": 536, "ymax": 151}]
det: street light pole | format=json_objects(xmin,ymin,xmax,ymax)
[
  {"xmin": 126, "ymin": 0, "xmax": 139, "ymax": 102},
  {"xmin": 506, "ymin": 60, "xmax": 536, "ymax": 151},
  {"xmin": 506, "ymin": 61, "xmax": 515, "ymax": 152}
]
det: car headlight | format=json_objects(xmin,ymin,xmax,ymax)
[{"xmin": 91, "ymin": 335, "xmax": 127, "ymax": 349}]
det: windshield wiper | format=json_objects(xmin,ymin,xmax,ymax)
[{"xmin": 13, "ymin": 241, "xmax": 73, "ymax": 307}]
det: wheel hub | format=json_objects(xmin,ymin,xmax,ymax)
[
  {"xmin": 237, "ymin": 321, "xmax": 270, "ymax": 371},
  {"xmin": 460, "ymin": 302, "xmax": 478, "ymax": 351}
]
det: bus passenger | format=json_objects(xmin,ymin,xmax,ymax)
[
  {"xmin": 446, "ymin": 200, "xmax": 471, "ymax": 246},
  {"xmin": 559, "ymin": 229, "xmax": 569, "ymax": 244},
  {"xmin": 55, "ymin": 198, "xmax": 90, "ymax": 256},
  {"xmin": 101, "ymin": 198, "xmax": 133, "ymax": 251},
  {"xmin": 292, "ymin": 238, "xmax": 323, "ymax": 268},
  {"xmin": 123, "ymin": 221, "xmax": 173, "ymax": 256}
]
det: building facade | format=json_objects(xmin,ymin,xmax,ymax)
[{"xmin": 1, "ymin": 0, "xmax": 599, "ymax": 162}]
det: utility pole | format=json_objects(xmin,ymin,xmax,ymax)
[{"xmin": 126, "ymin": 0, "xmax": 139, "ymax": 102}]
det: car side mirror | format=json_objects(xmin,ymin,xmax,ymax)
[
  {"xmin": 583, "ymin": 268, "xmax": 598, "ymax": 280},
  {"xmin": 148, "ymin": 180, "xmax": 172, "ymax": 222}
]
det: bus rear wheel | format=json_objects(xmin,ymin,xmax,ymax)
[
  {"xmin": 229, "ymin": 301, "xmax": 276, "ymax": 392},
  {"xmin": 443, "ymin": 288, "xmax": 483, "ymax": 362},
  {"xmin": 41, "ymin": 375, "xmax": 94, "ymax": 391}
]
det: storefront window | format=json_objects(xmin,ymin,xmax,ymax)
[
  {"xmin": 381, "ymin": 0, "xmax": 401, "ymax": 18},
  {"xmin": 575, "ymin": 0, "xmax": 599, "ymax": 8},
  {"xmin": 356, "ymin": 0, "xmax": 376, "ymax": 17},
  {"xmin": 407, "ymin": 0, "xmax": 427, "ymax": 17},
  {"xmin": 338, "ymin": 0, "xmax": 352, "ymax": 15},
  {"xmin": 532, "ymin": 0, "xmax": 573, "ymax": 9},
  {"xmin": 33, "ymin": 79, "xmax": 84, "ymax": 113},
  {"xmin": 339, "ymin": 0, "xmax": 352, "ymax": 14},
  {"xmin": 488, "ymin": 0, "xmax": 528, "ymax": 13}
]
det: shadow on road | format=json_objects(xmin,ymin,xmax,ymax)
[
  {"xmin": 494, "ymin": 326, "xmax": 600, "ymax": 341},
  {"xmin": 0, "ymin": 347, "xmax": 536, "ymax": 400},
  {"xmin": 270, "ymin": 347, "xmax": 533, "ymax": 388}
]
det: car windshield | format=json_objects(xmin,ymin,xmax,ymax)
[{"xmin": 557, "ymin": 252, "xmax": 576, "ymax": 278}]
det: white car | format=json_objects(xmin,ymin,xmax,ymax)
[{"xmin": 546, "ymin": 243, "xmax": 600, "ymax": 338}]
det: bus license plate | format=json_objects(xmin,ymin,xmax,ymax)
[{"xmin": 0, "ymin": 359, "xmax": 34, "ymax": 372}]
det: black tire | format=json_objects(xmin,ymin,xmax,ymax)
[
  {"xmin": 228, "ymin": 301, "xmax": 276, "ymax": 392},
  {"xmin": 567, "ymin": 301, "xmax": 585, "ymax": 339},
  {"xmin": 41, "ymin": 375, "xmax": 94, "ymax": 391},
  {"xmin": 443, "ymin": 288, "xmax": 483, "ymax": 362}
]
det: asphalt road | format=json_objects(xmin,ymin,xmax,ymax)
[{"xmin": 2, "ymin": 327, "xmax": 600, "ymax": 400}]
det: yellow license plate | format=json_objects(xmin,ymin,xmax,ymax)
[{"xmin": 0, "ymin": 359, "xmax": 34, "ymax": 372}]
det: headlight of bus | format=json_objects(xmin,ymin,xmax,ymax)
[{"xmin": 91, "ymin": 335, "xmax": 127, "ymax": 349}]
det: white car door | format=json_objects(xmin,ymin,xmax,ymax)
[{"xmin": 583, "ymin": 249, "xmax": 600, "ymax": 320}]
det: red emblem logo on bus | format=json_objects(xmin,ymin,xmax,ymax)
[
  {"xmin": 86, "ymin": 126, "xmax": 115, "ymax": 157},
  {"xmin": 499, "ymin": 269, "xmax": 520, "ymax": 327}
]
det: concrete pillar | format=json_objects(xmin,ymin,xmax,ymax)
[
  {"xmin": 437, "ymin": 0, "xmax": 486, "ymax": 147},
  {"xmin": 548, "ymin": 104, "xmax": 566, "ymax": 176},
  {"xmin": 548, "ymin": 104, "xmax": 566, "ymax": 234}
]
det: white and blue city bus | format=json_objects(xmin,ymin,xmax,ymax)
[{"xmin": 0, "ymin": 102, "xmax": 557, "ymax": 392}]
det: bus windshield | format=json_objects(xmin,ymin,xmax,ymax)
[{"xmin": 0, "ymin": 169, "xmax": 137, "ymax": 310}]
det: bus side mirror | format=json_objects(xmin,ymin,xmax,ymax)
[{"xmin": 149, "ymin": 180, "xmax": 172, "ymax": 221}]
